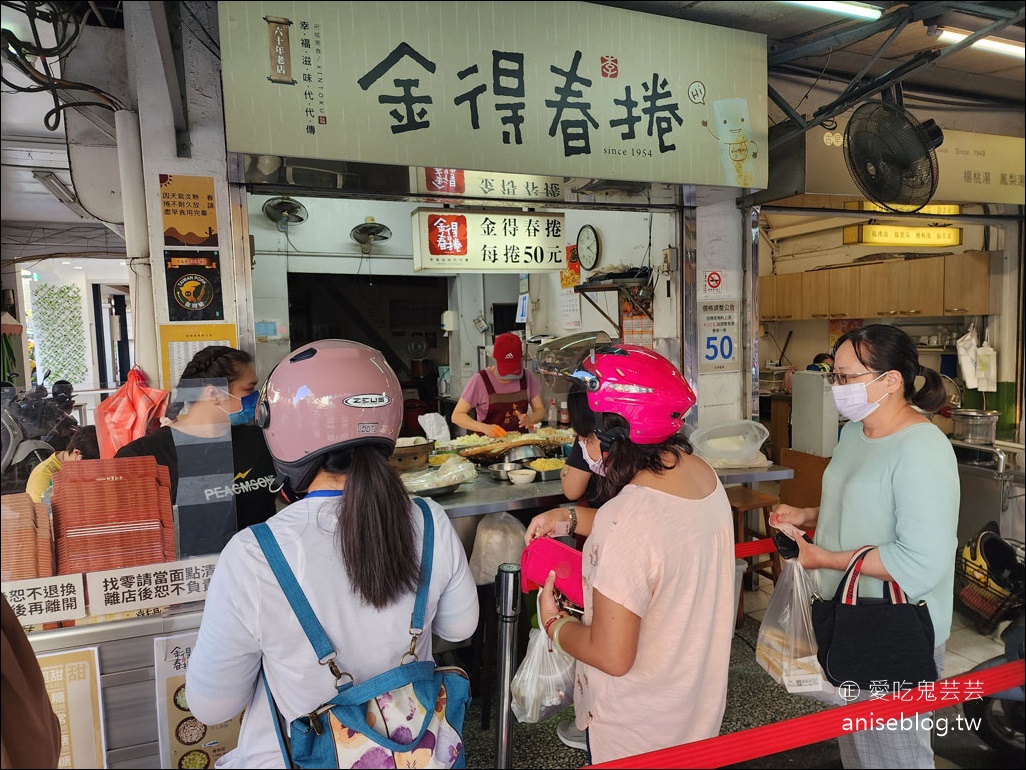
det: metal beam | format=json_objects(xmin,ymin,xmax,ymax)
[{"xmin": 146, "ymin": 0, "xmax": 187, "ymax": 132}]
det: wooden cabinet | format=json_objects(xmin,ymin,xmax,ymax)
[
  {"xmin": 944, "ymin": 251, "xmax": 990, "ymax": 316},
  {"xmin": 897, "ymin": 256, "xmax": 944, "ymax": 317},
  {"xmin": 858, "ymin": 261, "xmax": 899, "ymax": 318},
  {"xmin": 759, "ymin": 273, "xmax": 802, "ymax": 321},
  {"xmin": 801, "ymin": 271, "xmax": 830, "ymax": 320},
  {"xmin": 828, "ymin": 268, "xmax": 860, "ymax": 319}
]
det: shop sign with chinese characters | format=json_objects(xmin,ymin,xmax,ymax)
[
  {"xmin": 2, "ymin": 573, "xmax": 86, "ymax": 625},
  {"xmin": 413, "ymin": 168, "xmax": 564, "ymax": 202},
  {"xmin": 699, "ymin": 300, "xmax": 740, "ymax": 374},
  {"xmin": 412, "ymin": 208, "xmax": 565, "ymax": 272},
  {"xmin": 84, "ymin": 556, "xmax": 218, "ymax": 615},
  {"xmin": 219, "ymin": 1, "xmax": 767, "ymax": 189}
]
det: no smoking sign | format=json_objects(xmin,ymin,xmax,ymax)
[{"xmin": 705, "ymin": 270, "xmax": 723, "ymax": 293}]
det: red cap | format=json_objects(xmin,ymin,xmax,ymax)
[{"xmin": 492, "ymin": 333, "xmax": 523, "ymax": 377}]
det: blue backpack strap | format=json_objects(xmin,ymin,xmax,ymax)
[
  {"xmin": 410, "ymin": 497, "xmax": 434, "ymax": 634},
  {"xmin": 251, "ymin": 523, "xmax": 336, "ymax": 664}
]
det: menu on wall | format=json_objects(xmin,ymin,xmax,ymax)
[
  {"xmin": 37, "ymin": 647, "xmax": 106, "ymax": 769},
  {"xmin": 155, "ymin": 631, "xmax": 242, "ymax": 770}
]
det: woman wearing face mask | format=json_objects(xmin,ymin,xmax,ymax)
[
  {"xmin": 116, "ymin": 346, "xmax": 278, "ymax": 533},
  {"xmin": 770, "ymin": 324, "xmax": 958, "ymax": 770}
]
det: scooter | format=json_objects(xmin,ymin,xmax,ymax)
[
  {"xmin": 1, "ymin": 372, "xmax": 79, "ymax": 485},
  {"xmin": 956, "ymin": 526, "xmax": 1025, "ymax": 760}
]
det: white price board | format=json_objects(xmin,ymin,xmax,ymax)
[
  {"xmin": 85, "ymin": 555, "xmax": 218, "ymax": 615},
  {"xmin": 2, "ymin": 574, "xmax": 86, "ymax": 625},
  {"xmin": 699, "ymin": 300, "xmax": 740, "ymax": 374}
]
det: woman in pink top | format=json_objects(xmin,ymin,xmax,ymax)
[{"xmin": 526, "ymin": 341, "xmax": 736, "ymax": 764}]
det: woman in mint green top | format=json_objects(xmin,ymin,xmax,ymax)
[{"xmin": 771, "ymin": 324, "xmax": 958, "ymax": 770}]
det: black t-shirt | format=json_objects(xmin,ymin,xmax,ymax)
[
  {"xmin": 566, "ymin": 439, "xmax": 613, "ymax": 508},
  {"xmin": 115, "ymin": 424, "xmax": 278, "ymax": 530}
]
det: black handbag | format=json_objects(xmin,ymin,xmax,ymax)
[{"xmin": 811, "ymin": 545, "xmax": 938, "ymax": 689}]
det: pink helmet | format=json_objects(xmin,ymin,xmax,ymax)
[
  {"xmin": 256, "ymin": 340, "xmax": 403, "ymax": 491},
  {"xmin": 575, "ymin": 344, "xmax": 696, "ymax": 444}
]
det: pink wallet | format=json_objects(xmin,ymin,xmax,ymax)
[{"xmin": 520, "ymin": 537, "xmax": 584, "ymax": 608}]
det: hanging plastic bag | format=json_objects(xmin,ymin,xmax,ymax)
[
  {"xmin": 956, "ymin": 321, "xmax": 979, "ymax": 390},
  {"xmin": 94, "ymin": 366, "xmax": 170, "ymax": 458},
  {"xmin": 510, "ymin": 626, "xmax": 576, "ymax": 724},
  {"xmin": 975, "ymin": 330, "xmax": 997, "ymax": 393},
  {"xmin": 468, "ymin": 511, "xmax": 527, "ymax": 585},
  {"xmin": 755, "ymin": 537, "xmax": 841, "ymax": 706}
]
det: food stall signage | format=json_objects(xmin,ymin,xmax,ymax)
[
  {"xmin": 412, "ymin": 208, "xmax": 565, "ymax": 272},
  {"xmin": 85, "ymin": 556, "xmax": 218, "ymax": 615},
  {"xmin": 414, "ymin": 168, "xmax": 564, "ymax": 202},
  {"xmin": 2, "ymin": 573, "xmax": 86, "ymax": 625},
  {"xmin": 37, "ymin": 647, "xmax": 106, "ymax": 769},
  {"xmin": 699, "ymin": 300, "xmax": 740, "ymax": 374},
  {"xmin": 842, "ymin": 224, "xmax": 963, "ymax": 247},
  {"xmin": 219, "ymin": 1, "xmax": 767, "ymax": 189}
]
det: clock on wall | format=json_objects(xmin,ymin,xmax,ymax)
[{"xmin": 576, "ymin": 224, "xmax": 601, "ymax": 270}]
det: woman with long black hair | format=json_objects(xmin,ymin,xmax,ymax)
[{"xmin": 186, "ymin": 340, "xmax": 478, "ymax": 768}]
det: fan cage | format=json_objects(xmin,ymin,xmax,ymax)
[{"xmin": 843, "ymin": 102, "xmax": 940, "ymax": 214}]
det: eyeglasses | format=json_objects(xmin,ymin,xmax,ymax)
[{"xmin": 826, "ymin": 370, "xmax": 883, "ymax": 386}]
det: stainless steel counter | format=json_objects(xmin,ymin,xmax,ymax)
[{"xmin": 423, "ymin": 462, "xmax": 795, "ymax": 520}]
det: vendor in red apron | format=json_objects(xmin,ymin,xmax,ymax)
[{"xmin": 451, "ymin": 332, "xmax": 546, "ymax": 438}]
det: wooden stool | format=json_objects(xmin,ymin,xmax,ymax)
[{"xmin": 726, "ymin": 486, "xmax": 781, "ymax": 628}]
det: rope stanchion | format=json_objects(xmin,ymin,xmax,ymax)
[{"xmin": 585, "ymin": 661, "xmax": 1024, "ymax": 769}]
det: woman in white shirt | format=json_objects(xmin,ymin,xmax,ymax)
[{"xmin": 186, "ymin": 340, "xmax": 478, "ymax": 768}]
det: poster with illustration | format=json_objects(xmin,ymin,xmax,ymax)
[
  {"xmin": 155, "ymin": 632, "xmax": 242, "ymax": 769},
  {"xmin": 164, "ymin": 250, "xmax": 224, "ymax": 322},
  {"xmin": 706, "ymin": 97, "xmax": 759, "ymax": 187},
  {"xmin": 160, "ymin": 174, "xmax": 219, "ymax": 247}
]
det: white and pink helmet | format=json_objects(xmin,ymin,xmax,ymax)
[{"xmin": 256, "ymin": 340, "xmax": 403, "ymax": 491}]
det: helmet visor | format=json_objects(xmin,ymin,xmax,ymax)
[{"xmin": 536, "ymin": 331, "xmax": 612, "ymax": 389}]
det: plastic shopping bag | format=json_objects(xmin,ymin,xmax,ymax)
[
  {"xmin": 956, "ymin": 322, "xmax": 979, "ymax": 390},
  {"xmin": 468, "ymin": 511, "xmax": 527, "ymax": 585},
  {"xmin": 94, "ymin": 366, "xmax": 169, "ymax": 458},
  {"xmin": 510, "ymin": 627, "xmax": 576, "ymax": 724},
  {"xmin": 755, "ymin": 555, "xmax": 842, "ymax": 705}
]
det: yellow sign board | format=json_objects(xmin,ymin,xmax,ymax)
[
  {"xmin": 842, "ymin": 224, "xmax": 963, "ymax": 247},
  {"xmin": 37, "ymin": 647, "xmax": 106, "ymax": 769},
  {"xmin": 158, "ymin": 322, "xmax": 238, "ymax": 391},
  {"xmin": 160, "ymin": 174, "xmax": 218, "ymax": 247}
]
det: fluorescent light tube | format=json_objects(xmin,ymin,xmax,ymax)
[
  {"xmin": 938, "ymin": 29, "xmax": 1025, "ymax": 60},
  {"xmin": 781, "ymin": 2, "xmax": 883, "ymax": 21}
]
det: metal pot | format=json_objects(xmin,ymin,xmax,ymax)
[
  {"xmin": 503, "ymin": 444, "xmax": 544, "ymax": 464},
  {"xmin": 950, "ymin": 409, "xmax": 1000, "ymax": 446},
  {"xmin": 487, "ymin": 462, "xmax": 523, "ymax": 481}
]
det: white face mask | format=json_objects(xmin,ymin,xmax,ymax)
[
  {"xmin": 579, "ymin": 437, "xmax": 606, "ymax": 476},
  {"xmin": 831, "ymin": 373, "xmax": 889, "ymax": 422}
]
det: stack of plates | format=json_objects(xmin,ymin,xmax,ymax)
[
  {"xmin": 0, "ymin": 493, "xmax": 53, "ymax": 581},
  {"xmin": 53, "ymin": 457, "xmax": 174, "ymax": 575}
]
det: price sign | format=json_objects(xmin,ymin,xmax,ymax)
[{"xmin": 699, "ymin": 300, "xmax": 740, "ymax": 374}]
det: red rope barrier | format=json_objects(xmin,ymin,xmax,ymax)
[{"xmin": 586, "ymin": 661, "xmax": 1024, "ymax": 769}]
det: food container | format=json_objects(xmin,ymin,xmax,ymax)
[
  {"xmin": 507, "ymin": 469, "xmax": 537, "ymax": 485},
  {"xmin": 504, "ymin": 444, "xmax": 545, "ymax": 464},
  {"xmin": 487, "ymin": 462, "xmax": 523, "ymax": 481},
  {"xmin": 950, "ymin": 409, "xmax": 1000, "ymax": 446},
  {"xmin": 387, "ymin": 440, "xmax": 436, "ymax": 472},
  {"xmin": 689, "ymin": 419, "xmax": 770, "ymax": 464},
  {"xmin": 524, "ymin": 457, "xmax": 566, "ymax": 481}
]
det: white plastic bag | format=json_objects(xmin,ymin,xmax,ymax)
[
  {"xmin": 975, "ymin": 330, "xmax": 997, "ymax": 393},
  {"xmin": 956, "ymin": 322, "xmax": 979, "ymax": 390},
  {"xmin": 510, "ymin": 627, "xmax": 576, "ymax": 723},
  {"xmin": 468, "ymin": 511, "xmax": 527, "ymax": 585},
  {"xmin": 755, "ymin": 555, "xmax": 842, "ymax": 705}
]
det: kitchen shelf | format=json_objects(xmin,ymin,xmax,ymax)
[{"xmin": 574, "ymin": 279, "xmax": 653, "ymax": 339}]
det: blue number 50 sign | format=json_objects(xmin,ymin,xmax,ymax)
[{"xmin": 699, "ymin": 301, "xmax": 740, "ymax": 374}]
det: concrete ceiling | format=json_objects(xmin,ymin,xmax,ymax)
[{"xmin": 2, "ymin": 1, "xmax": 1023, "ymax": 264}]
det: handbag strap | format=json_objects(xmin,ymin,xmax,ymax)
[
  {"xmin": 837, "ymin": 545, "xmax": 911, "ymax": 605},
  {"xmin": 255, "ymin": 497, "xmax": 435, "ymax": 769},
  {"xmin": 252, "ymin": 496, "xmax": 435, "ymax": 669}
]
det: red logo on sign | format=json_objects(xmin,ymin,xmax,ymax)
[
  {"xmin": 428, "ymin": 215, "xmax": 468, "ymax": 256},
  {"xmin": 601, "ymin": 56, "xmax": 618, "ymax": 78},
  {"xmin": 318, "ymin": 116, "xmax": 327, "ymax": 125},
  {"xmin": 425, "ymin": 168, "xmax": 465, "ymax": 194},
  {"xmin": 707, "ymin": 271, "xmax": 722, "ymax": 289}
]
